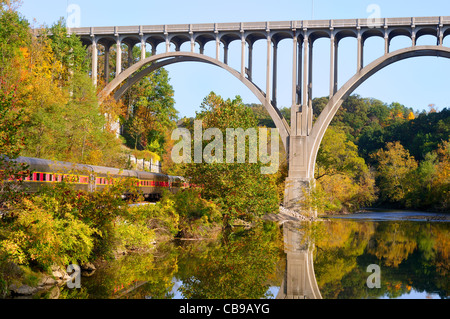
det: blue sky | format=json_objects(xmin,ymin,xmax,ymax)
[{"xmin": 19, "ymin": 0, "xmax": 450, "ymax": 118}]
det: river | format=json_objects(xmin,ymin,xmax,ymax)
[{"xmin": 55, "ymin": 209, "xmax": 448, "ymax": 299}]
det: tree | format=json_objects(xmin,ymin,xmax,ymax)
[
  {"xmin": 372, "ymin": 141, "xmax": 418, "ymax": 205},
  {"xmin": 47, "ymin": 18, "xmax": 90, "ymax": 84},
  {"xmin": 121, "ymin": 47, "xmax": 178, "ymax": 158},
  {"xmin": 316, "ymin": 126, "xmax": 368, "ymax": 180},
  {"xmin": 312, "ymin": 126, "xmax": 377, "ymax": 213},
  {"xmin": 184, "ymin": 92, "xmax": 280, "ymax": 225}
]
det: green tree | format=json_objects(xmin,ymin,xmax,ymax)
[
  {"xmin": 308, "ymin": 126, "xmax": 377, "ymax": 213},
  {"xmin": 184, "ymin": 92, "xmax": 280, "ymax": 225},
  {"xmin": 47, "ymin": 18, "xmax": 90, "ymax": 84},
  {"xmin": 121, "ymin": 48, "xmax": 178, "ymax": 157},
  {"xmin": 372, "ymin": 141, "xmax": 418, "ymax": 205}
]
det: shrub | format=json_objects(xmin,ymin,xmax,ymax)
[
  {"xmin": 172, "ymin": 188, "xmax": 222, "ymax": 223},
  {"xmin": 0, "ymin": 196, "xmax": 97, "ymax": 270},
  {"xmin": 126, "ymin": 198, "xmax": 180, "ymax": 238},
  {"xmin": 114, "ymin": 217, "xmax": 155, "ymax": 252}
]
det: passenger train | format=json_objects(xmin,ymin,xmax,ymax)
[{"xmin": 6, "ymin": 156, "xmax": 189, "ymax": 200}]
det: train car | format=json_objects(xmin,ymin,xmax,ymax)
[
  {"xmin": 88, "ymin": 164, "xmax": 137, "ymax": 193},
  {"xmin": 6, "ymin": 156, "xmax": 189, "ymax": 200},
  {"xmin": 135, "ymin": 170, "xmax": 170, "ymax": 200},
  {"xmin": 169, "ymin": 175, "xmax": 185, "ymax": 194},
  {"xmin": 11, "ymin": 156, "xmax": 93, "ymax": 193}
]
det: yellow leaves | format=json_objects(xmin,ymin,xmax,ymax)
[
  {"xmin": 407, "ymin": 111, "xmax": 415, "ymax": 120},
  {"xmin": 99, "ymin": 94, "xmax": 127, "ymax": 132},
  {"xmin": 372, "ymin": 141, "xmax": 418, "ymax": 202},
  {"xmin": 86, "ymin": 149, "xmax": 103, "ymax": 166}
]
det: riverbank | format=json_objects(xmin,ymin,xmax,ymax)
[
  {"xmin": 325, "ymin": 208, "xmax": 450, "ymax": 222},
  {"xmin": 264, "ymin": 205, "xmax": 320, "ymax": 224}
]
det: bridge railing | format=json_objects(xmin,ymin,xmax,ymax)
[
  {"xmin": 414, "ymin": 16, "xmax": 440, "ymax": 25},
  {"xmin": 69, "ymin": 16, "xmax": 450, "ymax": 38},
  {"xmin": 192, "ymin": 23, "xmax": 216, "ymax": 32}
]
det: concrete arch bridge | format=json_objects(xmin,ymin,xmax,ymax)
[{"xmin": 69, "ymin": 16, "xmax": 450, "ymax": 211}]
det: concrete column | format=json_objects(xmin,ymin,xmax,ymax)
[
  {"xmin": 266, "ymin": 35, "xmax": 272, "ymax": 102},
  {"xmin": 297, "ymin": 39, "xmax": 302, "ymax": 110},
  {"xmin": 357, "ymin": 32, "xmax": 363, "ymax": 71},
  {"xmin": 291, "ymin": 36, "xmax": 299, "ymax": 138},
  {"xmin": 272, "ymin": 40, "xmax": 278, "ymax": 106},
  {"xmin": 151, "ymin": 44, "xmax": 156, "ymax": 56},
  {"xmin": 241, "ymin": 33, "xmax": 246, "ymax": 76},
  {"xmin": 191, "ymin": 35, "xmax": 195, "ymax": 53},
  {"xmin": 247, "ymin": 42, "xmax": 253, "ymax": 80},
  {"xmin": 384, "ymin": 31, "xmax": 389, "ymax": 55},
  {"xmin": 215, "ymin": 35, "xmax": 220, "ymax": 59},
  {"xmin": 141, "ymin": 38, "xmax": 146, "ymax": 60},
  {"xmin": 329, "ymin": 34, "xmax": 335, "ymax": 98},
  {"xmin": 300, "ymin": 36, "xmax": 309, "ymax": 136},
  {"xmin": 334, "ymin": 39, "xmax": 338, "ymax": 94},
  {"xmin": 223, "ymin": 43, "xmax": 229, "ymax": 65},
  {"xmin": 292, "ymin": 36, "xmax": 298, "ymax": 107},
  {"xmin": 116, "ymin": 37, "xmax": 122, "ymax": 76},
  {"xmin": 307, "ymin": 40, "xmax": 313, "ymax": 135},
  {"xmin": 128, "ymin": 43, "xmax": 133, "ymax": 68},
  {"xmin": 165, "ymin": 35, "xmax": 170, "ymax": 53},
  {"xmin": 91, "ymin": 40, "xmax": 98, "ymax": 86},
  {"xmin": 104, "ymin": 44, "xmax": 110, "ymax": 83}
]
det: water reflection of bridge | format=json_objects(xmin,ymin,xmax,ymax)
[{"xmin": 277, "ymin": 222, "xmax": 322, "ymax": 299}]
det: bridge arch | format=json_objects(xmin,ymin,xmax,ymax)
[
  {"xmin": 97, "ymin": 51, "xmax": 290, "ymax": 149},
  {"xmin": 308, "ymin": 45, "xmax": 450, "ymax": 178}
]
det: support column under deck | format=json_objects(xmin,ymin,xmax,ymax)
[
  {"xmin": 266, "ymin": 35, "xmax": 272, "ymax": 102},
  {"xmin": 116, "ymin": 37, "xmax": 122, "ymax": 76},
  {"xmin": 104, "ymin": 44, "xmax": 110, "ymax": 83},
  {"xmin": 272, "ymin": 41, "xmax": 278, "ymax": 106},
  {"xmin": 91, "ymin": 40, "xmax": 98, "ymax": 86}
]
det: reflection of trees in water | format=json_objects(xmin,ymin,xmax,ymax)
[
  {"xmin": 177, "ymin": 222, "xmax": 284, "ymax": 299},
  {"xmin": 69, "ymin": 220, "xmax": 448, "ymax": 299},
  {"xmin": 313, "ymin": 220, "xmax": 449, "ymax": 299},
  {"xmin": 82, "ymin": 243, "xmax": 179, "ymax": 299}
]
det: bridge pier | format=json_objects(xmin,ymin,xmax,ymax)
[
  {"xmin": 283, "ymin": 134, "xmax": 317, "ymax": 217},
  {"xmin": 284, "ymin": 177, "xmax": 314, "ymax": 211}
]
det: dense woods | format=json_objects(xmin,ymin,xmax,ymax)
[{"xmin": 250, "ymin": 95, "xmax": 449, "ymax": 213}]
